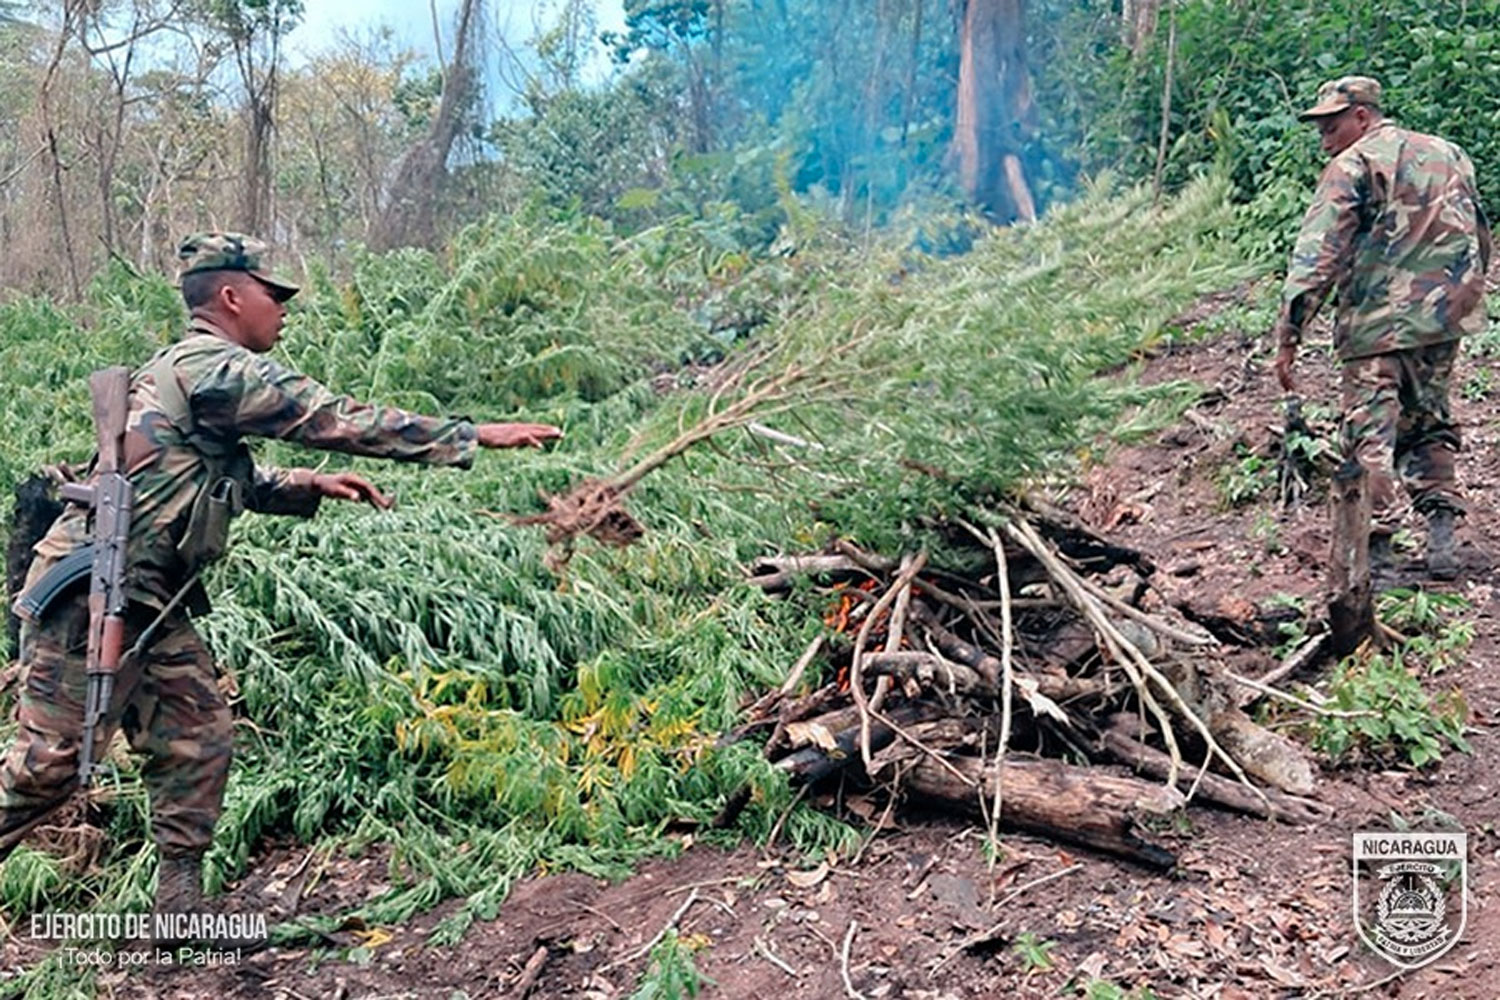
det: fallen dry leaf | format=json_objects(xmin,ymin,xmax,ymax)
[
  {"xmin": 786, "ymin": 863, "xmax": 830, "ymax": 890},
  {"xmin": 1077, "ymin": 950, "xmax": 1109, "ymax": 979},
  {"xmin": 1259, "ymin": 956, "xmax": 1305, "ymax": 987}
]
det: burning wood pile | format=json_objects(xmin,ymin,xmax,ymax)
[{"xmin": 728, "ymin": 503, "xmax": 1332, "ymax": 869}]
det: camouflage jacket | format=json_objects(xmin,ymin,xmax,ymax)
[
  {"xmin": 32, "ymin": 318, "xmax": 478, "ymax": 608},
  {"xmin": 1279, "ymin": 121, "xmax": 1491, "ymax": 361}
]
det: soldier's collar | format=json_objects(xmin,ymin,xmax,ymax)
[{"xmin": 185, "ymin": 317, "xmax": 236, "ymax": 343}]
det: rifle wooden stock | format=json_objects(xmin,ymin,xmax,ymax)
[
  {"xmin": 80, "ymin": 366, "xmax": 134, "ymax": 788},
  {"xmin": 89, "ymin": 368, "xmax": 130, "ymax": 475}
]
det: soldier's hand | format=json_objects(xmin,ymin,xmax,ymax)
[
  {"xmin": 314, "ymin": 471, "xmax": 395, "ymax": 509},
  {"xmin": 476, "ymin": 422, "xmax": 564, "ymax": 449},
  {"xmin": 1273, "ymin": 343, "xmax": 1298, "ymax": 393}
]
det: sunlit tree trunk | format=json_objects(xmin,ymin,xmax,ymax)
[
  {"xmin": 242, "ymin": 77, "xmax": 274, "ymax": 233},
  {"xmin": 373, "ymin": 0, "xmax": 481, "ymax": 249},
  {"xmin": 953, "ymin": 0, "xmax": 1035, "ymax": 223},
  {"xmin": 1122, "ymin": 0, "xmax": 1160, "ymax": 57}
]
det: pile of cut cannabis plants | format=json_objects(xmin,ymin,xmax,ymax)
[{"xmin": 728, "ymin": 502, "xmax": 1333, "ymax": 869}]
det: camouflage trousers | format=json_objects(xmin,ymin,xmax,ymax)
[
  {"xmin": 1340, "ymin": 340, "xmax": 1463, "ymax": 533},
  {"xmin": 0, "ymin": 590, "xmax": 231, "ymax": 860}
]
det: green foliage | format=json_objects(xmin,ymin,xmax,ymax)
[
  {"xmin": 0, "ymin": 180, "xmax": 1260, "ymax": 972},
  {"xmin": 630, "ymin": 929, "xmax": 712, "ymax": 1000},
  {"xmin": 1282, "ymin": 422, "xmax": 1335, "ymax": 472},
  {"xmin": 541, "ymin": 0, "xmax": 1500, "ymax": 246},
  {"xmin": 1377, "ymin": 588, "xmax": 1474, "ymax": 674},
  {"xmin": 1378, "ymin": 587, "xmax": 1471, "ymax": 635},
  {"xmin": 0, "ymin": 848, "xmax": 64, "ymax": 915},
  {"xmin": 1266, "ymin": 592, "xmax": 1311, "ymax": 658},
  {"xmin": 1012, "ymin": 931, "xmax": 1057, "ymax": 972},
  {"xmin": 510, "ymin": 0, "xmax": 963, "ymax": 234},
  {"xmin": 1460, "ymin": 365, "xmax": 1494, "ymax": 402},
  {"xmin": 1215, "ymin": 445, "xmax": 1274, "ymax": 509},
  {"xmin": 1314, "ymin": 650, "xmax": 1469, "ymax": 768},
  {"xmin": 484, "ymin": 0, "xmax": 1500, "ymax": 252},
  {"xmin": 1313, "ymin": 588, "xmax": 1475, "ymax": 767},
  {"xmin": 197, "ymin": 0, "xmax": 304, "ymax": 44},
  {"xmin": 1036, "ymin": 0, "xmax": 1500, "ymax": 224}
]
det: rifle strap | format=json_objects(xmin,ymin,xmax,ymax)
[{"xmin": 123, "ymin": 570, "xmax": 202, "ymax": 666}]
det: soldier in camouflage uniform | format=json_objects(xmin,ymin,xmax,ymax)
[
  {"xmin": 1272, "ymin": 76, "xmax": 1492, "ymax": 579},
  {"xmin": 0, "ymin": 234, "xmax": 562, "ymax": 929}
]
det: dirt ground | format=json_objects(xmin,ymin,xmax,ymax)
[{"xmin": 42, "ymin": 296, "xmax": 1500, "ymax": 999}]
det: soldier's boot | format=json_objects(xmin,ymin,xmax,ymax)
[
  {"xmin": 152, "ymin": 850, "xmax": 265, "ymax": 951},
  {"xmin": 1426, "ymin": 509, "xmax": 1459, "ymax": 580},
  {"xmin": 152, "ymin": 850, "xmax": 207, "ymax": 948}
]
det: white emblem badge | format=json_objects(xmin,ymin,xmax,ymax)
[{"xmin": 1353, "ymin": 831, "xmax": 1466, "ymax": 969}]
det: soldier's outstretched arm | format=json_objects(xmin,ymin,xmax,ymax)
[{"xmin": 190, "ymin": 349, "xmax": 557, "ymax": 467}]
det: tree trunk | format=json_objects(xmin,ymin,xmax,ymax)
[
  {"xmin": 241, "ymin": 91, "xmax": 274, "ymax": 234},
  {"xmin": 40, "ymin": 7, "xmax": 82, "ymax": 299},
  {"xmin": 773, "ymin": 703, "xmax": 937, "ymax": 784},
  {"xmin": 372, "ymin": 0, "xmax": 481, "ymax": 249},
  {"xmin": 1121, "ymin": 0, "xmax": 1160, "ymax": 57},
  {"xmin": 953, "ymin": 0, "xmax": 1035, "ymax": 223},
  {"xmin": 1328, "ymin": 460, "xmax": 1374, "ymax": 657},
  {"xmin": 900, "ymin": 0, "xmax": 925, "ymax": 147}
]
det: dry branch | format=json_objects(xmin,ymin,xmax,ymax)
[
  {"xmin": 739, "ymin": 506, "xmax": 1323, "ymax": 868},
  {"xmin": 518, "ymin": 338, "xmax": 867, "ymax": 556}
]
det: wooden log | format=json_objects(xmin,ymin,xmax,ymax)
[
  {"xmin": 862, "ymin": 651, "xmax": 988, "ymax": 695},
  {"xmin": 762, "ymin": 683, "xmax": 845, "ymax": 757},
  {"xmin": 908, "ymin": 604, "xmax": 1105, "ymax": 702},
  {"xmin": 1100, "ymin": 719, "xmax": 1327, "ymax": 824},
  {"xmin": 1328, "ymin": 460, "xmax": 1374, "ymax": 657},
  {"xmin": 1157, "ymin": 658, "xmax": 1318, "ymax": 797},
  {"xmin": 885, "ymin": 717, "xmax": 1002, "ymax": 755},
  {"xmin": 904, "ymin": 754, "xmax": 1177, "ymax": 869},
  {"xmin": 746, "ymin": 553, "xmax": 875, "ymax": 591},
  {"xmin": 774, "ymin": 703, "xmax": 935, "ymax": 784},
  {"xmin": 780, "ymin": 705, "xmax": 866, "ymax": 753},
  {"xmin": 1206, "ymin": 706, "xmax": 1316, "ymax": 796},
  {"xmin": 1171, "ymin": 593, "xmax": 1304, "ymax": 648},
  {"xmin": 909, "ymin": 602, "xmax": 999, "ymax": 685}
]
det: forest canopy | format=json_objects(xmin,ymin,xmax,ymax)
[{"xmin": 2, "ymin": 0, "xmax": 1497, "ymax": 294}]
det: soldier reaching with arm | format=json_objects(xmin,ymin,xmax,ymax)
[
  {"xmin": 0, "ymin": 233, "xmax": 561, "ymax": 933},
  {"xmin": 1272, "ymin": 76, "xmax": 1491, "ymax": 580}
]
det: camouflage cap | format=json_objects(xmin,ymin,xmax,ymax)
[
  {"xmin": 1298, "ymin": 75, "xmax": 1383, "ymax": 121},
  {"xmin": 176, "ymin": 232, "xmax": 299, "ymax": 300}
]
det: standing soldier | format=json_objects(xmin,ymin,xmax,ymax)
[
  {"xmin": 1272, "ymin": 76, "xmax": 1492, "ymax": 579},
  {"xmin": 0, "ymin": 234, "xmax": 561, "ymax": 933}
]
